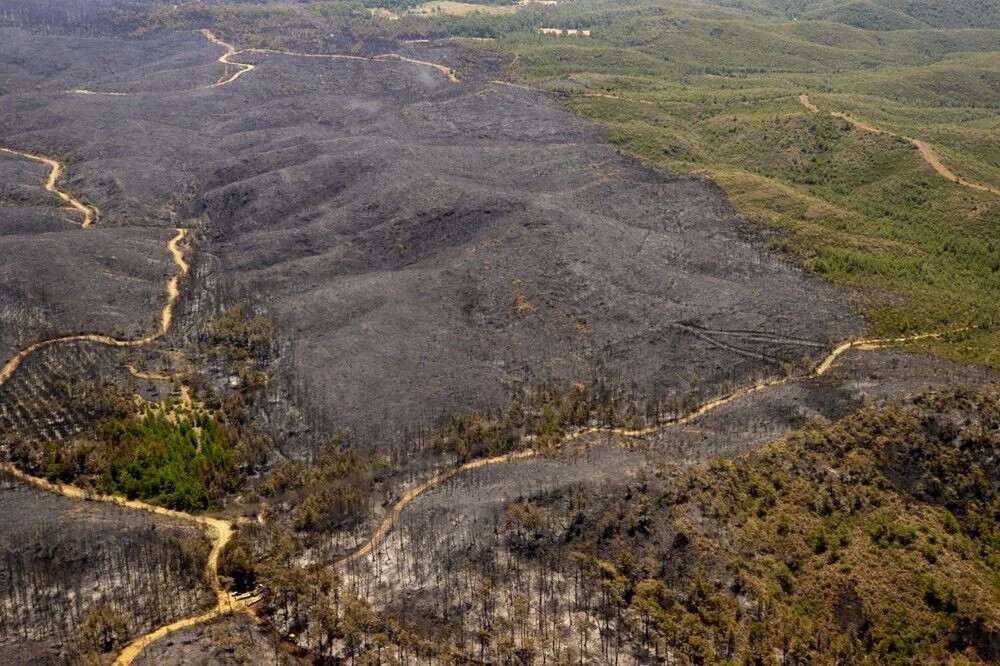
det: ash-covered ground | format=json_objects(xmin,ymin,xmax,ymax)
[
  {"xmin": 131, "ymin": 613, "xmax": 290, "ymax": 666},
  {"xmin": 1, "ymin": 18, "xmax": 998, "ymax": 665},
  {"xmin": 0, "ymin": 26, "xmax": 864, "ymax": 450}
]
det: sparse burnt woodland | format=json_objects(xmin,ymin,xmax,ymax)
[{"xmin": 0, "ymin": 471, "xmax": 214, "ymax": 664}]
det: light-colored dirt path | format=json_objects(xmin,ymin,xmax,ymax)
[
  {"xmin": 66, "ymin": 88, "xmax": 128, "ymax": 96},
  {"xmin": 200, "ymin": 29, "xmax": 257, "ymax": 87},
  {"xmin": 110, "ymin": 517, "xmax": 250, "ymax": 666},
  {"xmin": 67, "ymin": 29, "xmax": 458, "ymax": 96},
  {"xmin": 249, "ymin": 45, "xmax": 459, "ymax": 83},
  {"xmin": 333, "ymin": 449, "xmax": 537, "ymax": 569},
  {"xmin": 799, "ymin": 94, "xmax": 1000, "ymax": 196},
  {"xmin": 489, "ymin": 79, "xmax": 534, "ymax": 91},
  {"xmin": 0, "ymin": 147, "xmax": 98, "ymax": 226}
]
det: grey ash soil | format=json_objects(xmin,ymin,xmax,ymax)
[
  {"xmin": 131, "ymin": 613, "xmax": 291, "ymax": 666},
  {"xmin": 0, "ymin": 27, "xmax": 866, "ymax": 451},
  {"xmin": 0, "ymin": 127, "xmax": 179, "ymax": 350},
  {"xmin": 0, "ymin": 341, "xmax": 169, "ymax": 445},
  {"xmin": 0, "ymin": 28, "xmax": 224, "ymax": 96},
  {"xmin": 0, "ymin": 471, "xmax": 214, "ymax": 665},
  {"xmin": 0, "ymin": 224, "xmax": 176, "ymax": 345}
]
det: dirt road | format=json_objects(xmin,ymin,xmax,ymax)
[
  {"xmin": 0, "ymin": 227, "xmax": 188, "ymax": 385},
  {"xmin": 67, "ymin": 29, "xmax": 458, "ymax": 96},
  {"xmin": 0, "ymin": 462, "xmax": 245, "ymax": 666},
  {"xmin": 200, "ymin": 29, "xmax": 257, "ymax": 87},
  {"xmin": 329, "ymin": 326, "xmax": 967, "ymax": 573},
  {"xmin": 0, "ymin": 147, "xmax": 97, "ymax": 226},
  {"xmin": 799, "ymin": 94, "xmax": 999, "ymax": 196}
]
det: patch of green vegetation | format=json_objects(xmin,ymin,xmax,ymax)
[
  {"xmin": 17, "ymin": 388, "xmax": 250, "ymax": 512},
  {"xmin": 98, "ymin": 409, "xmax": 241, "ymax": 512},
  {"xmin": 207, "ymin": 302, "xmax": 277, "ymax": 363}
]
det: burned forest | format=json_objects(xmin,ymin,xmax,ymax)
[{"xmin": 1, "ymin": 0, "xmax": 999, "ymax": 663}]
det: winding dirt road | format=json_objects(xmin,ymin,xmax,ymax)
[
  {"xmin": 0, "ymin": 463, "xmax": 239, "ymax": 665},
  {"xmin": 0, "ymin": 227, "xmax": 188, "ymax": 386},
  {"xmin": 110, "ymin": 514, "xmax": 241, "ymax": 666},
  {"xmin": 247, "ymin": 44, "xmax": 459, "ymax": 83},
  {"xmin": 67, "ymin": 29, "xmax": 458, "ymax": 96},
  {"xmin": 799, "ymin": 94, "xmax": 1000, "ymax": 196},
  {"xmin": 0, "ymin": 147, "xmax": 98, "ymax": 226},
  {"xmin": 0, "ymin": 148, "xmax": 252, "ymax": 664},
  {"xmin": 200, "ymin": 29, "xmax": 257, "ymax": 87}
]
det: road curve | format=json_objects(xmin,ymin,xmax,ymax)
[
  {"xmin": 0, "ymin": 147, "xmax": 98, "ymax": 226},
  {"xmin": 799, "ymin": 95, "xmax": 1000, "ymax": 196},
  {"xmin": 200, "ymin": 29, "xmax": 257, "ymax": 87},
  {"xmin": 110, "ymin": 516, "xmax": 243, "ymax": 666},
  {"xmin": 0, "ymin": 227, "xmax": 189, "ymax": 386},
  {"xmin": 248, "ymin": 45, "xmax": 460, "ymax": 83},
  {"xmin": 0, "ymin": 463, "xmax": 243, "ymax": 666}
]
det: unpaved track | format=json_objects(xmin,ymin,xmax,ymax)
[
  {"xmin": 200, "ymin": 29, "xmax": 257, "ymax": 87},
  {"xmin": 67, "ymin": 29, "xmax": 457, "ymax": 96},
  {"xmin": 110, "ymin": 518, "xmax": 242, "ymax": 666},
  {"xmin": 248, "ymin": 44, "xmax": 460, "ymax": 83},
  {"xmin": 0, "ymin": 227, "xmax": 188, "ymax": 385},
  {"xmin": 0, "ymin": 147, "xmax": 98, "ymax": 226},
  {"xmin": 799, "ymin": 95, "xmax": 1000, "ymax": 196},
  {"xmin": 0, "ymin": 464, "xmax": 237, "ymax": 662}
]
